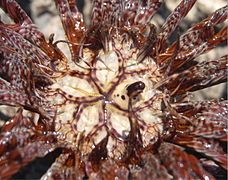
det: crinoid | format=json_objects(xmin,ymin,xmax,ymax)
[{"xmin": 0, "ymin": 0, "xmax": 227, "ymax": 179}]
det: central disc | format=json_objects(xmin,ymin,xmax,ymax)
[{"xmin": 47, "ymin": 29, "xmax": 163, "ymax": 158}]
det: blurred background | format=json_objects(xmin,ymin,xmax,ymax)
[{"xmin": 0, "ymin": 0, "xmax": 227, "ymax": 179}]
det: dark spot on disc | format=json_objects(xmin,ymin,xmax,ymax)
[
  {"xmin": 126, "ymin": 81, "xmax": 145, "ymax": 97},
  {"xmin": 121, "ymin": 95, "xmax": 126, "ymax": 100}
]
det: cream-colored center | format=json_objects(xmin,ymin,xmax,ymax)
[{"xmin": 47, "ymin": 36, "xmax": 163, "ymax": 158}]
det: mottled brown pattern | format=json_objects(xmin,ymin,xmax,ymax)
[{"xmin": 0, "ymin": 0, "xmax": 227, "ymax": 179}]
